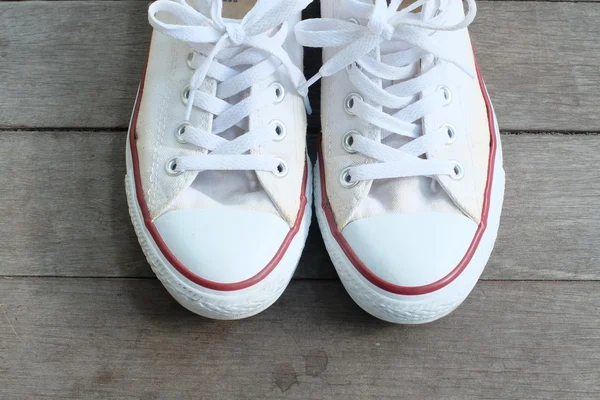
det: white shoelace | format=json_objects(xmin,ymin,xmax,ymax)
[
  {"xmin": 148, "ymin": 0, "xmax": 311, "ymax": 175},
  {"xmin": 295, "ymin": 0, "xmax": 477, "ymax": 185}
]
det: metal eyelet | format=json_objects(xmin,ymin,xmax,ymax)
[
  {"xmin": 165, "ymin": 158, "xmax": 182, "ymax": 176},
  {"xmin": 339, "ymin": 167, "xmax": 358, "ymax": 188},
  {"xmin": 437, "ymin": 85, "xmax": 452, "ymax": 105},
  {"xmin": 175, "ymin": 122, "xmax": 191, "ymax": 144},
  {"xmin": 272, "ymin": 159, "xmax": 288, "ymax": 177},
  {"xmin": 186, "ymin": 49, "xmax": 196, "ymax": 70},
  {"xmin": 181, "ymin": 85, "xmax": 191, "ymax": 105},
  {"xmin": 270, "ymin": 120, "xmax": 286, "ymax": 141},
  {"xmin": 342, "ymin": 131, "xmax": 359, "ymax": 153},
  {"xmin": 450, "ymin": 161, "xmax": 464, "ymax": 180},
  {"xmin": 270, "ymin": 82, "xmax": 285, "ymax": 103},
  {"xmin": 344, "ymin": 93, "xmax": 362, "ymax": 115},
  {"xmin": 443, "ymin": 124, "xmax": 457, "ymax": 145}
]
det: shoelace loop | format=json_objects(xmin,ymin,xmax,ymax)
[{"xmin": 224, "ymin": 23, "xmax": 246, "ymax": 45}]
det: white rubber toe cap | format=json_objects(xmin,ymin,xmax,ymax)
[
  {"xmin": 154, "ymin": 209, "xmax": 290, "ymax": 284},
  {"xmin": 341, "ymin": 213, "xmax": 478, "ymax": 287}
]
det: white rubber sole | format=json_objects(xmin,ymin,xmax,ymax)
[
  {"xmin": 125, "ymin": 139, "xmax": 313, "ymax": 320},
  {"xmin": 315, "ymin": 122, "xmax": 505, "ymax": 324}
]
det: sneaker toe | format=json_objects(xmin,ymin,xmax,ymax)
[
  {"xmin": 153, "ymin": 208, "xmax": 290, "ymax": 285},
  {"xmin": 341, "ymin": 213, "xmax": 478, "ymax": 288}
]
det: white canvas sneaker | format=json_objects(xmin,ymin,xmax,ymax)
[
  {"xmin": 296, "ymin": 0, "xmax": 505, "ymax": 323},
  {"xmin": 125, "ymin": 0, "xmax": 313, "ymax": 319}
]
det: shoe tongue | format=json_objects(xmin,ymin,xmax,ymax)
[
  {"xmin": 185, "ymin": 0, "xmax": 257, "ymax": 20},
  {"xmin": 185, "ymin": 0, "xmax": 211, "ymax": 15},
  {"xmin": 222, "ymin": 0, "xmax": 257, "ymax": 19},
  {"xmin": 369, "ymin": 0, "xmax": 443, "ymax": 15},
  {"xmin": 372, "ymin": 0, "xmax": 419, "ymax": 12},
  {"xmin": 421, "ymin": 0, "xmax": 443, "ymax": 19}
]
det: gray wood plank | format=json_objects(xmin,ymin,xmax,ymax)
[
  {"xmin": 0, "ymin": 1, "xmax": 151, "ymax": 129},
  {"xmin": 471, "ymin": 2, "xmax": 600, "ymax": 131},
  {"xmin": 491, "ymin": 133, "xmax": 600, "ymax": 280},
  {"xmin": 304, "ymin": 2, "xmax": 600, "ymax": 133},
  {"xmin": 1, "ymin": 1, "xmax": 600, "ymax": 131},
  {"xmin": 0, "ymin": 131, "xmax": 599, "ymax": 280},
  {"xmin": 0, "ymin": 130, "xmax": 331, "ymax": 279},
  {"xmin": 0, "ymin": 131, "xmax": 147, "ymax": 277},
  {"xmin": 1, "ymin": 278, "xmax": 599, "ymax": 399}
]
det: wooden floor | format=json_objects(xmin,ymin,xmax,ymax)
[{"xmin": 1, "ymin": 1, "xmax": 599, "ymax": 399}]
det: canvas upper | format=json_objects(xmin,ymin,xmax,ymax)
[{"xmin": 135, "ymin": 0, "xmax": 309, "ymax": 226}]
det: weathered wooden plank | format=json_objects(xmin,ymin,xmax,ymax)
[
  {"xmin": 0, "ymin": 130, "xmax": 332, "ymax": 279},
  {"xmin": 0, "ymin": 1, "xmax": 151, "ymax": 129},
  {"xmin": 1, "ymin": 2, "xmax": 599, "ymax": 131},
  {"xmin": 0, "ymin": 131, "xmax": 598, "ymax": 280},
  {"xmin": 490, "ymin": 133, "xmax": 600, "ymax": 280},
  {"xmin": 305, "ymin": 2, "xmax": 600, "ymax": 133},
  {"xmin": 1, "ymin": 278, "xmax": 599, "ymax": 399},
  {"xmin": 471, "ymin": 2, "xmax": 600, "ymax": 131},
  {"xmin": 0, "ymin": 131, "xmax": 147, "ymax": 277}
]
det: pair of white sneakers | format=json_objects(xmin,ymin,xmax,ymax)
[{"xmin": 126, "ymin": 0, "xmax": 505, "ymax": 324}]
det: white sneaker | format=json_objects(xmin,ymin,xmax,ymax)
[
  {"xmin": 296, "ymin": 0, "xmax": 505, "ymax": 323},
  {"xmin": 126, "ymin": 0, "xmax": 313, "ymax": 319}
]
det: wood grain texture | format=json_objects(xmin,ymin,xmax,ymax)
[
  {"xmin": 491, "ymin": 133, "xmax": 600, "ymax": 280},
  {"xmin": 1, "ymin": 1, "xmax": 600, "ymax": 130},
  {"xmin": 1, "ymin": 131, "xmax": 599, "ymax": 280},
  {"xmin": 0, "ymin": 130, "xmax": 332, "ymax": 279},
  {"xmin": 1, "ymin": 278, "xmax": 599, "ymax": 400},
  {"xmin": 0, "ymin": 1, "xmax": 150, "ymax": 129},
  {"xmin": 0, "ymin": 131, "xmax": 147, "ymax": 277},
  {"xmin": 471, "ymin": 2, "xmax": 600, "ymax": 131},
  {"xmin": 303, "ymin": 1, "xmax": 600, "ymax": 134}
]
